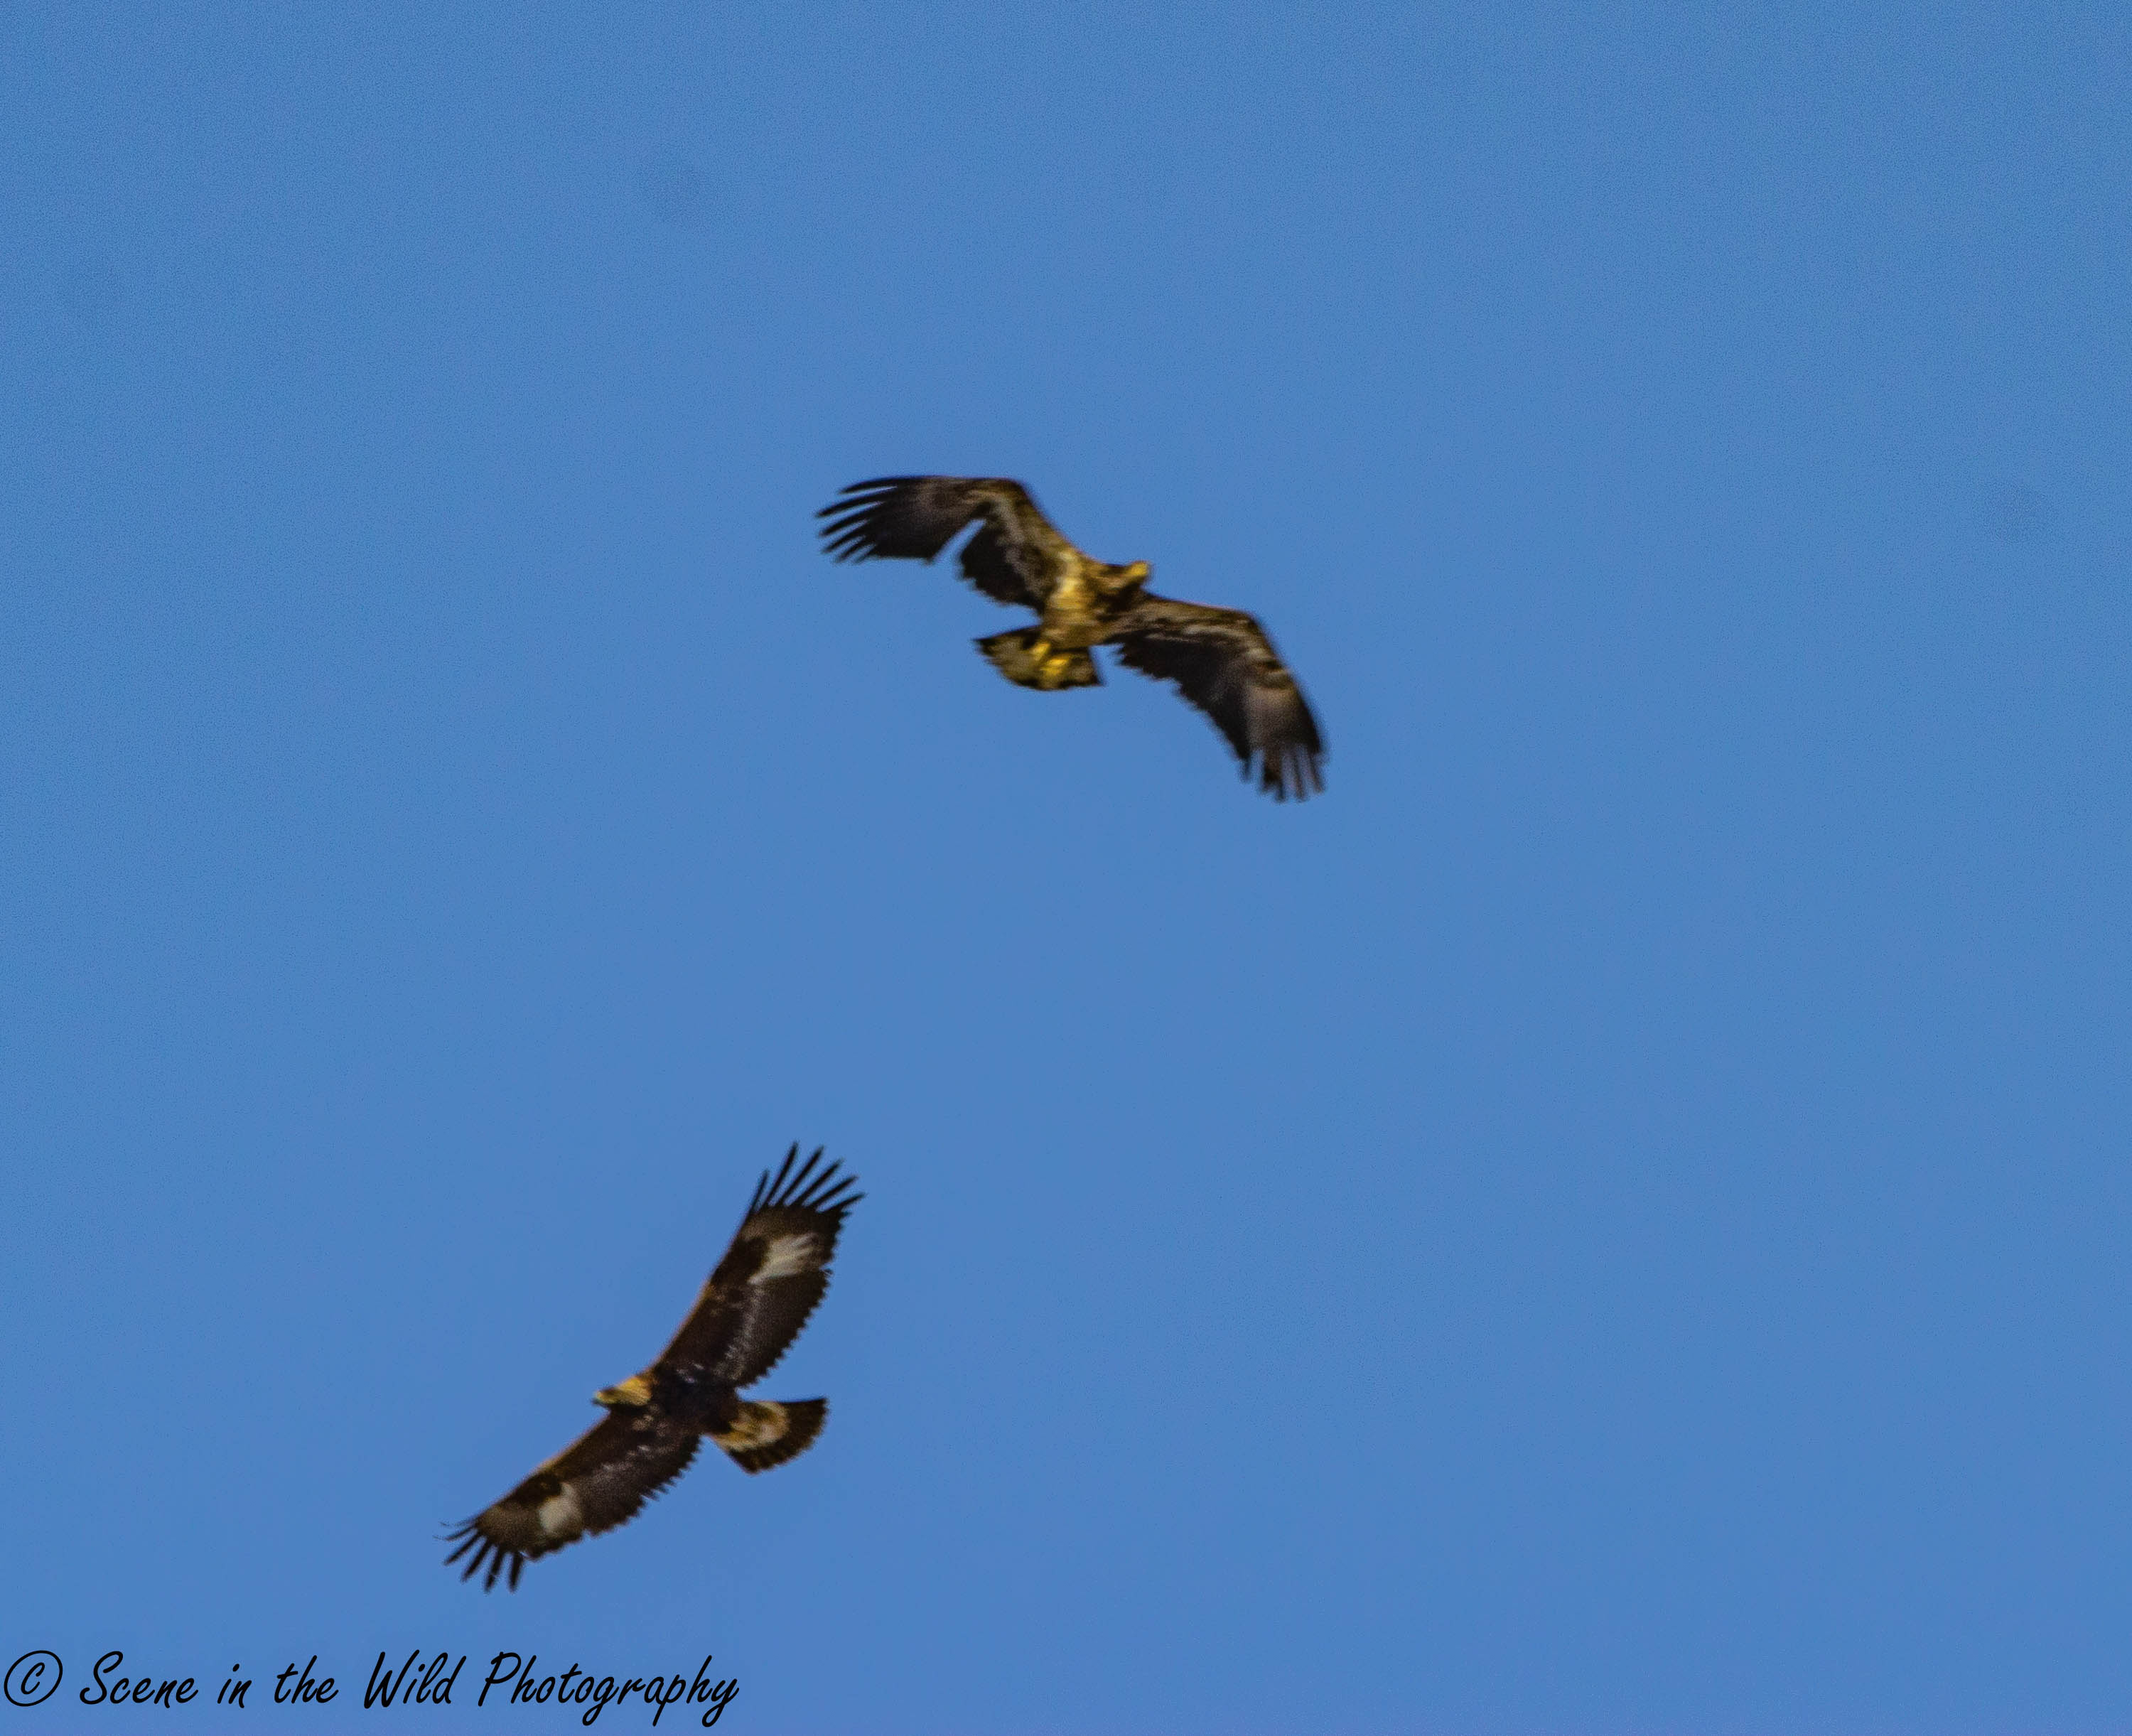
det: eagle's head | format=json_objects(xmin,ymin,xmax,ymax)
[
  {"xmin": 1110, "ymin": 559, "xmax": 1152, "ymax": 592},
  {"xmin": 593, "ymin": 1373, "xmax": 654, "ymax": 1410}
]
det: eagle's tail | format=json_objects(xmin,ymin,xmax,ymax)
[
  {"xmin": 976, "ymin": 629, "xmax": 1101, "ymax": 692},
  {"xmin": 713, "ymin": 1398, "xmax": 827, "ymax": 1474}
]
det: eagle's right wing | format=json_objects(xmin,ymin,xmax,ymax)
[{"xmin": 818, "ymin": 476, "xmax": 1072, "ymax": 608}]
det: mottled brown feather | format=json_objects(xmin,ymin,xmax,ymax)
[
  {"xmin": 660, "ymin": 1145, "xmax": 861, "ymax": 1389},
  {"xmin": 444, "ymin": 1413, "xmax": 701, "ymax": 1591},
  {"xmin": 1111, "ymin": 598, "xmax": 1325, "ymax": 800},
  {"xmin": 817, "ymin": 475, "xmax": 1072, "ymax": 608}
]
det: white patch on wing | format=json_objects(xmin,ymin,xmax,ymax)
[
  {"xmin": 536, "ymin": 1488, "xmax": 583, "ymax": 1539},
  {"xmin": 753, "ymin": 1231, "xmax": 818, "ymax": 1281}
]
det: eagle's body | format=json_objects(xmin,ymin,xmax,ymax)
[
  {"xmin": 444, "ymin": 1148, "xmax": 859, "ymax": 1591},
  {"xmin": 819, "ymin": 476, "xmax": 1325, "ymax": 799}
]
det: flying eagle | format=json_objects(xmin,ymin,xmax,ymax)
[
  {"xmin": 818, "ymin": 476, "xmax": 1325, "ymax": 800},
  {"xmin": 444, "ymin": 1147, "xmax": 860, "ymax": 1590}
]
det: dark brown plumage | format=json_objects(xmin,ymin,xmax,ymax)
[
  {"xmin": 443, "ymin": 1147, "xmax": 858, "ymax": 1590},
  {"xmin": 819, "ymin": 475, "xmax": 1325, "ymax": 800}
]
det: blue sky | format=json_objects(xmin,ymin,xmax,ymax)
[{"xmin": 3, "ymin": 4, "xmax": 2128, "ymax": 1731}]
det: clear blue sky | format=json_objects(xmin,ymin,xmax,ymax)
[{"xmin": 4, "ymin": 4, "xmax": 2128, "ymax": 1731}]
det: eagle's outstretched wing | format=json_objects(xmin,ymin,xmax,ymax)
[
  {"xmin": 657, "ymin": 1146, "xmax": 861, "ymax": 1390},
  {"xmin": 443, "ymin": 1411, "xmax": 701, "ymax": 1591},
  {"xmin": 1111, "ymin": 598, "xmax": 1325, "ymax": 801},
  {"xmin": 817, "ymin": 476, "xmax": 1073, "ymax": 608}
]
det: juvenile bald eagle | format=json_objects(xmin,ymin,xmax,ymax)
[
  {"xmin": 818, "ymin": 476, "xmax": 1325, "ymax": 800},
  {"xmin": 444, "ymin": 1147, "xmax": 859, "ymax": 1590}
]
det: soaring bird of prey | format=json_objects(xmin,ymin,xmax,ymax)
[
  {"xmin": 444, "ymin": 1147, "xmax": 859, "ymax": 1591},
  {"xmin": 818, "ymin": 476, "xmax": 1325, "ymax": 800}
]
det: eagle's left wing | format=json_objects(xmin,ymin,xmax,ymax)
[
  {"xmin": 657, "ymin": 1146, "xmax": 861, "ymax": 1391},
  {"xmin": 1111, "ymin": 598, "xmax": 1325, "ymax": 801},
  {"xmin": 444, "ymin": 1409, "xmax": 701, "ymax": 1591}
]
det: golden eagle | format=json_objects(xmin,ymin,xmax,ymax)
[
  {"xmin": 444, "ymin": 1147, "xmax": 859, "ymax": 1590},
  {"xmin": 819, "ymin": 476, "xmax": 1325, "ymax": 800}
]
